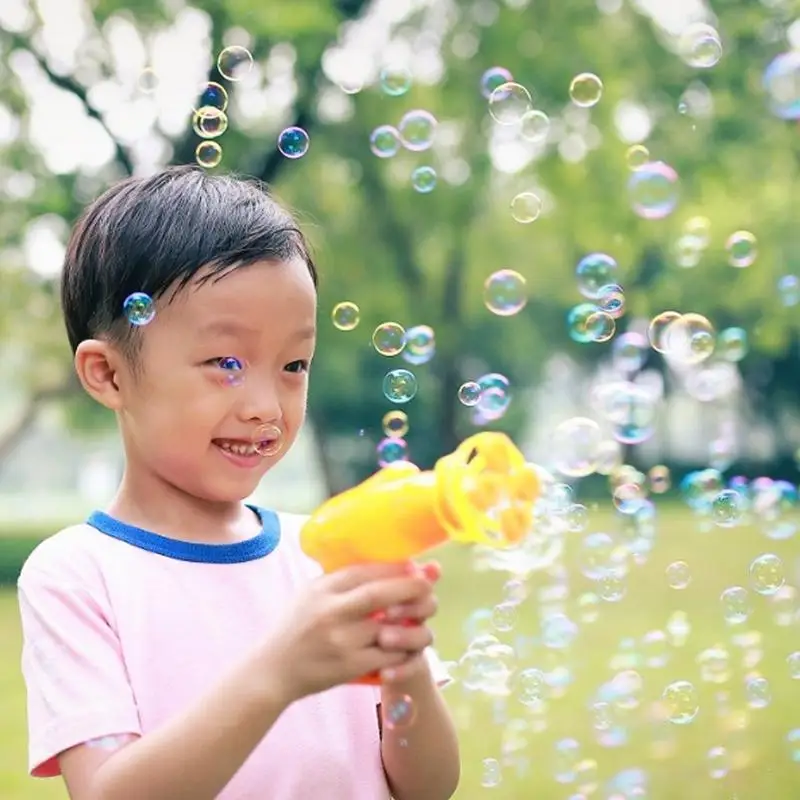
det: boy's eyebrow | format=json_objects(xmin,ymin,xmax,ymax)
[{"xmin": 197, "ymin": 320, "xmax": 317, "ymax": 339}]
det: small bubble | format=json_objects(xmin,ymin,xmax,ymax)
[
  {"xmin": 217, "ymin": 45, "xmax": 254, "ymax": 81},
  {"xmin": 123, "ymin": 292, "xmax": 155, "ymax": 326},
  {"xmin": 383, "ymin": 369, "xmax": 418, "ymax": 404},
  {"xmin": 488, "ymin": 82, "xmax": 532, "ymax": 125},
  {"xmin": 707, "ymin": 746, "xmax": 730, "ymax": 779},
  {"xmin": 678, "ymin": 23, "xmax": 723, "ymax": 69},
  {"xmin": 372, "ymin": 322, "xmax": 406, "ymax": 356},
  {"xmin": 662, "ymin": 680, "xmax": 699, "ymax": 724},
  {"xmin": 458, "ymin": 381, "xmax": 482, "ymax": 406},
  {"xmin": 377, "ymin": 437, "xmax": 408, "ymax": 466},
  {"xmin": 196, "ymin": 141, "xmax": 223, "ymax": 168},
  {"xmin": 480, "ymin": 757, "xmax": 503, "ymax": 788},
  {"xmin": 277, "ymin": 127, "xmax": 310, "ymax": 159},
  {"xmin": 480, "ymin": 66, "xmax": 514, "ymax": 99},
  {"xmin": 666, "ymin": 561, "xmax": 691, "ymax": 589},
  {"xmin": 193, "ymin": 107, "xmax": 228, "ymax": 139},
  {"xmin": 725, "ymin": 230, "xmax": 757, "ymax": 268},
  {"xmin": 137, "ymin": 67, "xmax": 159, "ymax": 94},
  {"xmin": 569, "ymin": 72, "xmax": 603, "ymax": 107},
  {"xmin": 510, "ymin": 192, "xmax": 542, "ymax": 223},
  {"xmin": 749, "ymin": 553, "xmax": 785, "ymax": 595},
  {"xmin": 252, "ymin": 422, "xmax": 283, "ymax": 457},
  {"xmin": 484, "ymin": 269, "xmax": 527, "ymax": 316},
  {"xmin": 398, "ymin": 110, "xmax": 437, "ymax": 151},
  {"xmin": 625, "ymin": 144, "xmax": 650, "ymax": 170},
  {"xmin": 628, "ymin": 161, "xmax": 679, "ymax": 220},
  {"xmin": 195, "ymin": 82, "xmax": 228, "ymax": 112},
  {"xmin": 370, "ymin": 125, "xmax": 402, "ymax": 158},
  {"xmin": 576, "ymin": 253, "xmax": 618, "ymax": 299},
  {"xmin": 721, "ymin": 586, "xmax": 751, "ymax": 625},
  {"xmin": 382, "ymin": 694, "xmax": 416, "ymax": 730},
  {"xmin": 382, "ymin": 410, "xmax": 409, "ymax": 438},
  {"xmin": 519, "ymin": 110, "xmax": 550, "ymax": 143},
  {"xmin": 332, "ymin": 301, "xmax": 360, "ymax": 331},
  {"xmin": 379, "ymin": 65, "xmax": 412, "ymax": 96},
  {"xmin": 411, "ymin": 166, "xmax": 437, "ymax": 193}
]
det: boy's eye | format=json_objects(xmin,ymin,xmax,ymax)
[
  {"xmin": 212, "ymin": 357, "xmax": 244, "ymax": 371},
  {"xmin": 285, "ymin": 359, "xmax": 310, "ymax": 374}
]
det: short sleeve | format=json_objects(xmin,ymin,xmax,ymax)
[{"xmin": 18, "ymin": 561, "xmax": 142, "ymax": 777}]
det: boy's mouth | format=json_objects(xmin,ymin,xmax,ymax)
[{"xmin": 213, "ymin": 439, "xmax": 268, "ymax": 457}]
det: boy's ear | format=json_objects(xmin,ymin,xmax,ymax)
[{"xmin": 74, "ymin": 339, "xmax": 125, "ymax": 411}]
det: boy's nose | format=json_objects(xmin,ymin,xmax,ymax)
[{"xmin": 238, "ymin": 381, "xmax": 282, "ymax": 425}]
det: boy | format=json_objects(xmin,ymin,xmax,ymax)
[{"xmin": 17, "ymin": 166, "xmax": 460, "ymax": 799}]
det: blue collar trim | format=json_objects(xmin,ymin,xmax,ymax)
[{"xmin": 85, "ymin": 505, "xmax": 280, "ymax": 564}]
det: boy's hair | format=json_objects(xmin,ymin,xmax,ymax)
[{"xmin": 61, "ymin": 165, "xmax": 317, "ymax": 363}]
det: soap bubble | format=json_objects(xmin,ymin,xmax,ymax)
[
  {"xmin": 372, "ymin": 322, "xmax": 406, "ymax": 356},
  {"xmin": 712, "ymin": 489, "xmax": 745, "ymax": 527},
  {"xmin": 196, "ymin": 141, "xmax": 223, "ymax": 168},
  {"xmin": 578, "ymin": 532, "xmax": 623, "ymax": 580},
  {"xmin": 678, "ymin": 23, "xmax": 723, "ymax": 68},
  {"xmin": 192, "ymin": 107, "xmax": 228, "ymax": 139},
  {"xmin": 411, "ymin": 166, "xmax": 437, "ymax": 193},
  {"xmin": 662, "ymin": 680, "xmax": 699, "ymax": 725},
  {"xmin": 277, "ymin": 127, "xmax": 310, "ymax": 159},
  {"xmin": 403, "ymin": 325, "xmax": 436, "ymax": 365},
  {"xmin": 725, "ymin": 230, "xmax": 757, "ymax": 267},
  {"xmin": 649, "ymin": 465, "xmax": 671, "ymax": 493},
  {"xmin": 788, "ymin": 652, "xmax": 800, "ymax": 679},
  {"xmin": 625, "ymin": 144, "xmax": 650, "ymax": 170},
  {"xmin": 628, "ymin": 161, "xmax": 679, "ymax": 220},
  {"xmin": 510, "ymin": 192, "xmax": 542, "ymax": 223},
  {"xmin": 480, "ymin": 757, "xmax": 503, "ymax": 788},
  {"xmin": 567, "ymin": 303, "xmax": 603, "ymax": 343},
  {"xmin": 717, "ymin": 327, "xmax": 748, "ymax": 361},
  {"xmin": 195, "ymin": 81, "xmax": 228, "ymax": 112},
  {"xmin": 597, "ymin": 283, "xmax": 625, "ymax": 318},
  {"xmin": 137, "ymin": 67, "xmax": 158, "ymax": 93},
  {"xmin": 398, "ymin": 110, "xmax": 437, "ymax": 151},
  {"xmin": 569, "ymin": 72, "xmax": 603, "ymax": 107},
  {"xmin": 382, "ymin": 410, "xmax": 409, "ymax": 438},
  {"xmin": 370, "ymin": 125, "xmax": 402, "ymax": 158},
  {"xmin": 745, "ymin": 675, "xmax": 771, "ymax": 709},
  {"xmin": 377, "ymin": 437, "xmax": 408, "ymax": 466},
  {"xmin": 217, "ymin": 46, "xmax": 253, "ymax": 81},
  {"xmin": 749, "ymin": 553, "xmax": 785, "ymax": 596},
  {"xmin": 778, "ymin": 274, "xmax": 800, "ymax": 306},
  {"xmin": 383, "ymin": 369, "xmax": 418, "ymax": 403},
  {"xmin": 382, "ymin": 694, "xmax": 417, "ymax": 730},
  {"xmin": 763, "ymin": 51, "xmax": 800, "ymax": 120},
  {"xmin": 476, "ymin": 373, "xmax": 512, "ymax": 420},
  {"xmin": 488, "ymin": 82, "xmax": 532, "ymax": 125},
  {"xmin": 123, "ymin": 292, "xmax": 155, "ymax": 326},
  {"xmin": 707, "ymin": 746, "xmax": 730, "ymax": 779},
  {"xmin": 332, "ymin": 301, "xmax": 360, "ymax": 331},
  {"xmin": 721, "ymin": 586, "xmax": 751, "ymax": 625},
  {"xmin": 484, "ymin": 269, "xmax": 527, "ymax": 316},
  {"xmin": 458, "ymin": 381, "xmax": 482, "ymax": 406},
  {"xmin": 520, "ymin": 109, "xmax": 551, "ymax": 143},
  {"xmin": 379, "ymin": 65, "xmax": 412, "ymax": 96},
  {"xmin": 552, "ymin": 417, "xmax": 603, "ymax": 477},
  {"xmin": 480, "ymin": 66, "xmax": 514, "ymax": 99},
  {"xmin": 576, "ymin": 253, "xmax": 618, "ymax": 299},
  {"xmin": 661, "ymin": 313, "xmax": 716, "ymax": 365},
  {"xmin": 647, "ymin": 311, "xmax": 682, "ymax": 352},
  {"xmin": 491, "ymin": 601, "xmax": 518, "ymax": 632},
  {"xmin": 666, "ymin": 561, "xmax": 691, "ymax": 589}
]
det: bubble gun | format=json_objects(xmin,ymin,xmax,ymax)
[{"xmin": 299, "ymin": 431, "xmax": 541, "ymax": 684}]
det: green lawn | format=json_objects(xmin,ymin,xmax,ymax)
[{"xmin": 1, "ymin": 506, "xmax": 798, "ymax": 799}]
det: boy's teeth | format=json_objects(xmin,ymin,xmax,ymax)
[{"xmin": 217, "ymin": 440, "xmax": 257, "ymax": 456}]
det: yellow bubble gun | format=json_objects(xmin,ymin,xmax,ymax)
[{"xmin": 299, "ymin": 431, "xmax": 541, "ymax": 684}]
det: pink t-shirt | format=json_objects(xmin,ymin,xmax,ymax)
[{"xmin": 17, "ymin": 507, "xmax": 449, "ymax": 799}]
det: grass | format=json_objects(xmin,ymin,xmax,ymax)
[{"xmin": 0, "ymin": 505, "xmax": 798, "ymax": 799}]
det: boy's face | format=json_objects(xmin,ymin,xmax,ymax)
[{"xmin": 102, "ymin": 258, "xmax": 317, "ymax": 505}]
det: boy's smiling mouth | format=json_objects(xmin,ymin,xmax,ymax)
[{"xmin": 213, "ymin": 439, "xmax": 263, "ymax": 457}]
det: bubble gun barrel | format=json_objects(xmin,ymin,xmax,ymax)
[{"xmin": 299, "ymin": 432, "xmax": 541, "ymax": 684}]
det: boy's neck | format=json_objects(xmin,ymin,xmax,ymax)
[{"xmin": 105, "ymin": 469, "xmax": 261, "ymax": 545}]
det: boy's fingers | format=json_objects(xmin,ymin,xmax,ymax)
[
  {"xmin": 325, "ymin": 562, "xmax": 413, "ymax": 592},
  {"xmin": 343, "ymin": 575, "xmax": 433, "ymax": 618}
]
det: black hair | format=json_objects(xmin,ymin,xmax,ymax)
[{"xmin": 61, "ymin": 165, "xmax": 317, "ymax": 361}]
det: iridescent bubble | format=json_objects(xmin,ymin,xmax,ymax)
[
  {"xmin": 662, "ymin": 313, "xmax": 716, "ymax": 365},
  {"xmin": 569, "ymin": 72, "xmax": 603, "ymax": 107},
  {"xmin": 642, "ymin": 629, "xmax": 670, "ymax": 668},
  {"xmin": 488, "ymin": 82, "xmax": 533, "ymax": 125},
  {"xmin": 586, "ymin": 311, "xmax": 616, "ymax": 342},
  {"xmin": 217, "ymin": 45, "xmax": 254, "ymax": 81},
  {"xmin": 787, "ymin": 728, "xmax": 800, "ymax": 762},
  {"xmin": 707, "ymin": 746, "xmax": 730, "ymax": 779},
  {"xmin": 398, "ymin": 110, "xmax": 437, "ymax": 152},
  {"xmin": 484, "ymin": 269, "xmax": 527, "ymax": 316},
  {"xmin": 599, "ymin": 574, "xmax": 627, "ymax": 602},
  {"xmin": 628, "ymin": 161, "xmax": 679, "ymax": 220},
  {"xmin": 567, "ymin": 302, "xmax": 603, "ymax": 343},
  {"xmin": 215, "ymin": 356, "xmax": 245, "ymax": 388},
  {"xmin": 788, "ymin": 651, "xmax": 800, "ymax": 679},
  {"xmin": 578, "ymin": 532, "xmax": 623, "ymax": 580},
  {"xmin": 749, "ymin": 553, "xmax": 785, "ymax": 596},
  {"xmin": 543, "ymin": 614, "xmax": 579, "ymax": 649},
  {"xmin": 195, "ymin": 81, "xmax": 228, "ymax": 112},
  {"xmin": 725, "ymin": 230, "xmax": 757, "ymax": 268},
  {"xmin": 480, "ymin": 66, "xmax": 514, "ymax": 100},
  {"xmin": 196, "ymin": 141, "xmax": 223, "ymax": 168},
  {"xmin": 480, "ymin": 757, "xmax": 503, "ymax": 788},
  {"xmin": 379, "ymin": 65, "xmax": 412, "ymax": 96},
  {"xmin": 383, "ymin": 369, "xmax": 418, "ymax": 403},
  {"xmin": 611, "ymin": 333, "xmax": 649, "ymax": 372},
  {"xmin": 778, "ymin": 274, "xmax": 800, "ymax": 307},
  {"xmin": 625, "ymin": 144, "xmax": 650, "ymax": 170},
  {"xmin": 745, "ymin": 675, "xmax": 771, "ymax": 709},
  {"xmin": 382, "ymin": 694, "xmax": 417, "ymax": 730},
  {"xmin": 376, "ymin": 436, "xmax": 408, "ymax": 466},
  {"xmin": 510, "ymin": 192, "xmax": 542, "ymax": 223},
  {"xmin": 252, "ymin": 422, "xmax": 283, "ymax": 457},
  {"xmin": 476, "ymin": 373, "xmax": 512, "ymax": 420},
  {"xmin": 552, "ymin": 417, "xmax": 603, "ymax": 478},
  {"xmin": 649, "ymin": 465, "xmax": 671, "ymax": 493},
  {"xmin": 123, "ymin": 292, "xmax": 155, "ymax": 326},
  {"xmin": 717, "ymin": 327, "xmax": 748, "ymax": 362},
  {"xmin": 332, "ymin": 301, "xmax": 360, "ymax": 331},
  {"xmin": 403, "ymin": 325, "xmax": 435, "ymax": 365},
  {"xmin": 678, "ymin": 23, "xmax": 723, "ymax": 69},
  {"xmin": 372, "ymin": 322, "xmax": 406, "ymax": 356},
  {"xmin": 553, "ymin": 738, "xmax": 581, "ymax": 783},
  {"xmin": 613, "ymin": 483, "xmax": 646, "ymax": 515},
  {"xmin": 520, "ymin": 109, "xmax": 550, "ymax": 143},
  {"xmin": 411, "ymin": 166, "xmax": 437, "ymax": 193},
  {"xmin": 666, "ymin": 561, "xmax": 691, "ymax": 589},
  {"xmin": 492, "ymin": 601, "xmax": 518, "ymax": 632},
  {"xmin": 647, "ymin": 311, "xmax": 682, "ymax": 352},
  {"xmin": 721, "ymin": 586, "xmax": 751, "ymax": 624},
  {"xmin": 382, "ymin": 410, "xmax": 409, "ymax": 438},
  {"xmin": 763, "ymin": 51, "xmax": 800, "ymax": 120},
  {"xmin": 566, "ymin": 503, "xmax": 589, "ymax": 532},
  {"xmin": 712, "ymin": 489, "xmax": 745, "ymax": 527},
  {"xmin": 192, "ymin": 107, "xmax": 228, "ymax": 139},
  {"xmin": 597, "ymin": 284, "xmax": 625, "ymax": 318},
  {"xmin": 578, "ymin": 592, "xmax": 601, "ymax": 623},
  {"xmin": 370, "ymin": 125, "xmax": 402, "ymax": 158},
  {"xmin": 662, "ymin": 680, "xmax": 699, "ymax": 725},
  {"xmin": 516, "ymin": 668, "xmax": 546, "ymax": 706},
  {"xmin": 458, "ymin": 381, "xmax": 482, "ymax": 406},
  {"xmin": 576, "ymin": 253, "xmax": 618, "ymax": 299},
  {"xmin": 277, "ymin": 127, "xmax": 310, "ymax": 159}
]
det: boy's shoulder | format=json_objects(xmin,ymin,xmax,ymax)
[{"xmin": 18, "ymin": 522, "xmax": 104, "ymax": 584}]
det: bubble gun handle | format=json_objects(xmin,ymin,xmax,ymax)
[{"xmin": 299, "ymin": 432, "xmax": 541, "ymax": 684}]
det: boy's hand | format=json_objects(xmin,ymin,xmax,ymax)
[{"xmin": 376, "ymin": 561, "xmax": 441, "ymax": 685}]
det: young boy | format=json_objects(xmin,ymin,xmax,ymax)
[{"xmin": 17, "ymin": 165, "xmax": 460, "ymax": 800}]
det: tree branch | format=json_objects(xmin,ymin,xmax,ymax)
[{"xmin": 1, "ymin": 30, "xmax": 134, "ymax": 176}]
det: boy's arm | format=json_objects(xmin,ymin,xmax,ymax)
[{"xmin": 380, "ymin": 659, "xmax": 461, "ymax": 800}]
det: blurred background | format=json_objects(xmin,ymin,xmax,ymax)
[{"xmin": 1, "ymin": 0, "xmax": 799, "ymax": 797}]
